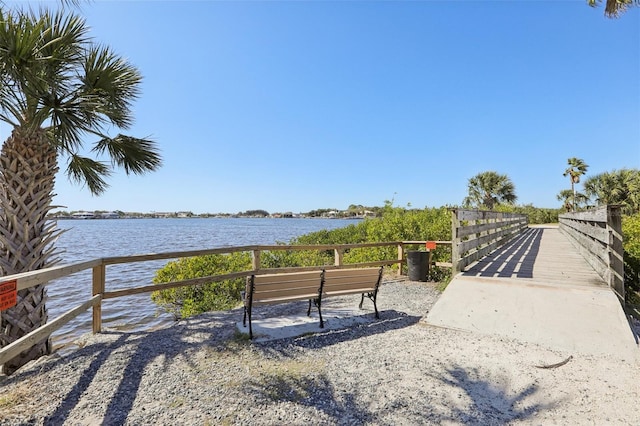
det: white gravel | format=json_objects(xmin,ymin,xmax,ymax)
[{"xmin": 1, "ymin": 277, "xmax": 639, "ymax": 425}]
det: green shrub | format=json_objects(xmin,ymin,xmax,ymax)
[
  {"xmin": 151, "ymin": 252, "xmax": 251, "ymax": 319},
  {"xmin": 622, "ymin": 213, "xmax": 640, "ymax": 305}
]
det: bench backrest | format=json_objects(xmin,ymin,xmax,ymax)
[
  {"xmin": 322, "ymin": 267, "xmax": 382, "ymax": 296},
  {"xmin": 247, "ymin": 270, "xmax": 323, "ymax": 306}
]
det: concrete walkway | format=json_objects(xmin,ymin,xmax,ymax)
[{"xmin": 424, "ymin": 227, "xmax": 639, "ymax": 362}]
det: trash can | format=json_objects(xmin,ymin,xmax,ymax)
[{"xmin": 407, "ymin": 250, "xmax": 429, "ymax": 282}]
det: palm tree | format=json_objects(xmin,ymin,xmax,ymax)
[
  {"xmin": 563, "ymin": 158, "xmax": 588, "ymax": 212},
  {"xmin": 463, "ymin": 171, "xmax": 517, "ymax": 210},
  {"xmin": 556, "ymin": 189, "xmax": 589, "ymax": 212},
  {"xmin": 584, "ymin": 169, "xmax": 640, "ymax": 214},
  {"xmin": 0, "ymin": 9, "xmax": 161, "ymax": 374},
  {"xmin": 588, "ymin": 0, "xmax": 639, "ymax": 17}
]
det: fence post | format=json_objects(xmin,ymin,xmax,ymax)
[
  {"xmin": 451, "ymin": 209, "xmax": 460, "ymax": 274},
  {"xmin": 608, "ymin": 205, "xmax": 625, "ymax": 304},
  {"xmin": 252, "ymin": 249, "xmax": 261, "ymax": 271},
  {"xmin": 334, "ymin": 248, "xmax": 343, "ymax": 267},
  {"xmin": 92, "ymin": 264, "xmax": 105, "ymax": 334},
  {"xmin": 397, "ymin": 243, "xmax": 404, "ymax": 276}
]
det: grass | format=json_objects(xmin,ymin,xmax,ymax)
[{"xmin": 0, "ymin": 381, "xmax": 33, "ymax": 422}]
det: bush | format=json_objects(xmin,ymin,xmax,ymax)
[
  {"xmin": 622, "ymin": 213, "xmax": 640, "ymax": 305},
  {"xmin": 151, "ymin": 252, "xmax": 251, "ymax": 319}
]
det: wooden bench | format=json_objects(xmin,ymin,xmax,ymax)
[
  {"xmin": 242, "ymin": 266, "xmax": 383, "ymax": 339},
  {"xmin": 243, "ymin": 270, "xmax": 324, "ymax": 339},
  {"xmin": 322, "ymin": 267, "xmax": 383, "ymax": 318}
]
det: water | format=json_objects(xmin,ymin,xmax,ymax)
[{"xmin": 48, "ymin": 217, "xmax": 358, "ymax": 350}]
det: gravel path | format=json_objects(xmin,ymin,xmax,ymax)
[{"xmin": 1, "ymin": 277, "xmax": 639, "ymax": 425}]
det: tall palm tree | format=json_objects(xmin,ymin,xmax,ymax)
[
  {"xmin": 563, "ymin": 158, "xmax": 588, "ymax": 212},
  {"xmin": 588, "ymin": 0, "xmax": 639, "ymax": 17},
  {"xmin": 463, "ymin": 171, "xmax": 517, "ymax": 210},
  {"xmin": 0, "ymin": 9, "xmax": 161, "ymax": 374}
]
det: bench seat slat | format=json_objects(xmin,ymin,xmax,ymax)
[
  {"xmin": 253, "ymin": 279, "xmax": 320, "ymax": 292},
  {"xmin": 254, "ymin": 272, "xmax": 322, "ymax": 284},
  {"xmin": 252, "ymin": 293, "xmax": 320, "ymax": 306},
  {"xmin": 252, "ymin": 287, "xmax": 321, "ymax": 300},
  {"xmin": 324, "ymin": 287, "xmax": 375, "ymax": 296}
]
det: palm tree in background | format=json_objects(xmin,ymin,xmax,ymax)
[
  {"xmin": 584, "ymin": 169, "xmax": 640, "ymax": 214},
  {"xmin": 463, "ymin": 171, "xmax": 517, "ymax": 210},
  {"xmin": 563, "ymin": 158, "xmax": 588, "ymax": 212},
  {"xmin": 588, "ymin": 0, "xmax": 639, "ymax": 17},
  {"xmin": 556, "ymin": 189, "xmax": 589, "ymax": 212},
  {"xmin": 0, "ymin": 8, "xmax": 161, "ymax": 374}
]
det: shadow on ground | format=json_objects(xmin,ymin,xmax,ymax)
[
  {"xmin": 4, "ymin": 306, "xmax": 420, "ymax": 425},
  {"xmin": 463, "ymin": 227, "xmax": 543, "ymax": 278},
  {"xmin": 430, "ymin": 365, "xmax": 560, "ymax": 424}
]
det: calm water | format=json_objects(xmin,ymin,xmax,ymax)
[{"xmin": 48, "ymin": 217, "xmax": 358, "ymax": 351}]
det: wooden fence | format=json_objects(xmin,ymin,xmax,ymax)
[
  {"xmin": 451, "ymin": 209, "xmax": 528, "ymax": 273},
  {"xmin": 0, "ymin": 240, "xmax": 451, "ymax": 366},
  {"xmin": 559, "ymin": 205, "xmax": 624, "ymax": 303}
]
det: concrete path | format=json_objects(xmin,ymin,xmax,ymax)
[{"xmin": 425, "ymin": 226, "xmax": 639, "ymax": 362}]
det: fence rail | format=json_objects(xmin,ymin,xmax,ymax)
[
  {"xmin": 559, "ymin": 205, "xmax": 624, "ymax": 302},
  {"xmin": 0, "ymin": 240, "xmax": 451, "ymax": 366},
  {"xmin": 451, "ymin": 209, "xmax": 528, "ymax": 273}
]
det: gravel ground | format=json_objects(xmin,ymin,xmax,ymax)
[{"xmin": 1, "ymin": 277, "xmax": 639, "ymax": 425}]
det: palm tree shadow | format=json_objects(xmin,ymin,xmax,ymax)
[
  {"xmin": 41, "ymin": 311, "xmax": 238, "ymax": 425},
  {"xmin": 242, "ymin": 373, "xmax": 373, "ymax": 424},
  {"xmin": 433, "ymin": 366, "xmax": 559, "ymax": 424}
]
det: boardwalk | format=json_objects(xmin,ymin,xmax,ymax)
[
  {"xmin": 425, "ymin": 225, "xmax": 639, "ymax": 361},
  {"xmin": 462, "ymin": 225, "xmax": 604, "ymax": 287}
]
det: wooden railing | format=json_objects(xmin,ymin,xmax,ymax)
[
  {"xmin": 0, "ymin": 240, "xmax": 451, "ymax": 366},
  {"xmin": 451, "ymin": 209, "xmax": 528, "ymax": 273},
  {"xmin": 559, "ymin": 205, "xmax": 624, "ymax": 303}
]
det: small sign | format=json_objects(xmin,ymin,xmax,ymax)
[
  {"xmin": 425, "ymin": 241, "xmax": 437, "ymax": 250},
  {"xmin": 0, "ymin": 279, "xmax": 17, "ymax": 311}
]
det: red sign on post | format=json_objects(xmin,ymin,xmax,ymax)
[
  {"xmin": 425, "ymin": 241, "xmax": 437, "ymax": 250},
  {"xmin": 0, "ymin": 280, "xmax": 17, "ymax": 311}
]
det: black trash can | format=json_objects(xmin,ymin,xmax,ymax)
[{"xmin": 407, "ymin": 250, "xmax": 429, "ymax": 282}]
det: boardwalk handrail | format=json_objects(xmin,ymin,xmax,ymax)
[
  {"xmin": 559, "ymin": 205, "xmax": 624, "ymax": 302},
  {"xmin": 451, "ymin": 209, "xmax": 528, "ymax": 273},
  {"xmin": 0, "ymin": 240, "xmax": 452, "ymax": 366}
]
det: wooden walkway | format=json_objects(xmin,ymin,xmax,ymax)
[
  {"xmin": 462, "ymin": 225, "xmax": 605, "ymax": 287},
  {"xmin": 425, "ymin": 225, "xmax": 638, "ymax": 360}
]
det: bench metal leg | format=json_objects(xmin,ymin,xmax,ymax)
[
  {"xmin": 359, "ymin": 292, "xmax": 380, "ymax": 319},
  {"xmin": 316, "ymin": 298, "xmax": 324, "ymax": 328}
]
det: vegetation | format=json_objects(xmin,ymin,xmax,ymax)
[
  {"xmin": 556, "ymin": 189, "xmax": 589, "ymax": 212},
  {"xmin": 623, "ymin": 213, "xmax": 640, "ymax": 307},
  {"xmin": 588, "ymin": 0, "xmax": 639, "ymax": 17},
  {"xmin": 152, "ymin": 204, "xmax": 452, "ymax": 319},
  {"xmin": 562, "ymin": 157, "xmax": 589, "ymax": 212},
  {"xmin": 494, "ymin": 204, "xmax": 563, "ymax": 224},
  {"xmin": 583, "ymin": 169, "xmax": 640, "ymax": 214},
  {"xmin": 463, "ymin": 171, "xmax": 517, "ymax": 210},
  {"xmin": 0, "ymin": 8, "xmax": 161, "ymax": 374}
]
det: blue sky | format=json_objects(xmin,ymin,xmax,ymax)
[{"xmin": 9, "ymin": 1, "xmax": 640, "ymax": 214}]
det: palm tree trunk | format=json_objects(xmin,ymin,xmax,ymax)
[{"xmin": 0, "ymin": 129, "xmax": 61, "ymax": 375}]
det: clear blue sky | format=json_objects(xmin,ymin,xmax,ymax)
[{"xmin": 12, "ymin": 1, "xmax": 640, "ymax": 214}]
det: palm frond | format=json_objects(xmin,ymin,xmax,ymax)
[
  {"xmin": 588, "ymin": 0, "xmax": 639, "ymax": 17},
  {"xmin": 66, "ymin": 154, "xmax": 111, "ymax": 195},
  {"xmin": 81, "ymin": 45, "xmax": 142, "ymax": 128},
  {"xmin": 92, "ymin": 134, "xmax": 162, "ymax": 174}
]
